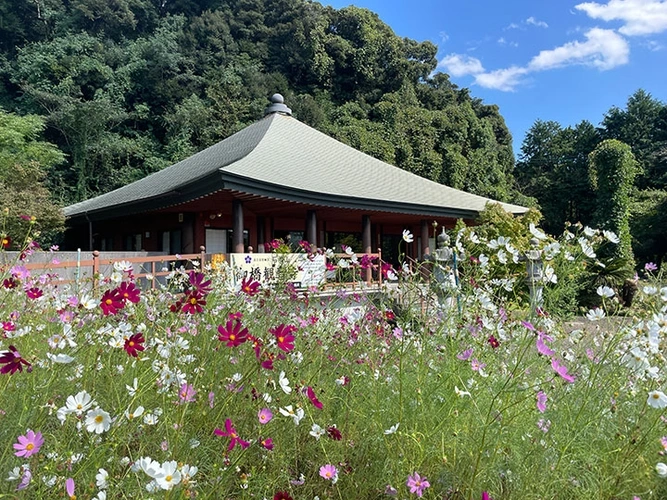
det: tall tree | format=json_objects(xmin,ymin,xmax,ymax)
[{"xmin": 589, "ymin": 139, "xmax": 637, "ymax": 266}]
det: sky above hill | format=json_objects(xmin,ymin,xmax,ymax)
[{"xmin": 321, "ymin": 0, "xmax": 667, "ymax": 157}]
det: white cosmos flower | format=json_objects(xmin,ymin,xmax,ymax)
[
  {"xmin": 92, "ymin": 491, "xmax": 107, "ymax": 500},
  {"xmin": 656, "ymin": 462, "xmax": 667, "ymax": 477},
  {"xmin": 156, "ymin": 460, "xmax": 181, "ymax": 490},
  {"xmin": 602, "ymin": 230, "xmax": 620, "ymax": 244},
  {"xmin": 529, "ymin": 223, "xmax": 547, "ymax": 240},
  {"xmin": 583, "ymin": 226, "xmax": 597, "ymax": 237},
  {"xmin": 596, "ymin": 286, "xmax": 615, "ymax": 298},
  {"xmin": 279, "ymin": 405, "xmax": 305, "ymax": 425},
  {"xmin": 648, "ymin": 390, "xmax": 667, "ymax": 409},
  {"xmin": 644, "ymin": 285, "xmax": 658, "ymax": 296},
  {"xmin": 402, "ymin": 230, "xmax": 414, "ymax": 243},
  {"xmin": 126, "ymin": 378, "xmax": 138, "ymax": 397},
  {"xmin": 143, "ymin": 413, "xmax": 159, "ymax": 425},
  {"xmin": 542, "ymin": 265, "xmax": 557, "ymax": 284},
  {"xmin": 384, "ymin": 423, "xmax": 400, "ymax": 434},
  {"xmin": 310, "ymin": 423, "xmax": 325, "ymax": 440},
  {"xmin": 278, "ymin": 371, "xmax": 292, "ymax": 394},
  {"xmin": 96, "ymin": 468, "xmax": 108, "ymax": 489},
  {"xmin": 65, "ymin": 390, "xmax": 95, "ymax": 415},
  {"xmin": 135, "ymin": 456, "xmax": 162, "ymax": 478},
  {"xmin": 586, "ymin": 308, "xmax": 606, "ymax": 321},
  {"xmin": 578, "ymin": 238, "xmax": 596, "ymax": 258},
  {"xmin": 47, "ymin": 353, "xmax": 75, "ymax": 364},
  {"xmin": 496, "ymin": 249, "xmax": 507, "ymax": 264},
  {"xmin": 85, "ymin": 408, "xmax": 112, "ymax": 434},
  {"xmin": 125, "ymin": 405, "xmax": 145, "ymax": 421},
  {"xmin": 455, "ymin": 386, "xmax": 471, "ymax": 397}
]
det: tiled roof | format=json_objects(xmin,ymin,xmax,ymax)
[{"xmin": 65, "ymin": 112, "xmax": 528, "ymax": 219}]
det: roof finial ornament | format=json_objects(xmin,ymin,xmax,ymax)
[{"xmin": 264, "ymin": 93, "xmax": 292, "ymax": 116}]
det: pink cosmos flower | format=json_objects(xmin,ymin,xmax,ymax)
[
  {"xmin": 261, "ymin": 437, "xmax": 274, "ymax": 450},
  {"xmin": 536, "ymin": 332, "xmax": 555, "ymax": 357},
  {"xmin": 209, "ymin": 391, "xmax": 215, "ymax": 408},
  {"xmin": 13, "ymin": 429, "xmax": 44, "ymax": 457},
  {"xmin": 17, "ymin": 468, "xmax": 31, "ymax": 490},
  {"xmin": 471, "ymin": 359, "xmax": 486, "ymax": 372},
  {"xmin": 551, "ymin": 358, "xmax": 576, "ymax": 383},
  {"xmin": 319, "ymin": 464, "xmax": 338, "ymax": 482},
  {"xmin": 406, "ymin": 472, "xmax": 430, "ymax": 497},
  {"xmin": 66, "ymin": 478, "xmax": 75, "ymax": 499},
  {"xmin": 457, "ymin": 348, "xmax": 473, "ymax": 361},
  {"xmin": 536, "ymin": 391, "xmax": 547, "ymax": 413},
  {"xmin": 258, "ymin": 408, "xmax": 273, "ymax": 424},
  {"xmin": 482, "ymin": 492, "xmax": 494, "ymax": 500},
  {"xmin": 178, "ymin": 383, "xmax": 197, "ymax": 404},
  {"xmin": 214, "ymin": 418, "xmax": 250, "ymax": 451},
  {"xmin": 307, "ymin": 386, "xmax": 323, "ymax": 410}
]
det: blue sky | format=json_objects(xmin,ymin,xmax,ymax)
[{"xmin": 321, "ymin": 0, "xmax": 667, "ymax": 158}]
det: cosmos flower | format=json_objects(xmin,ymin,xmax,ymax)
[
  {"xmin": 406, "ymin": 472, "xmax": 430, "ymax": 497},
  {"xmin": 123, "ymin": 333, "xmax": 145, "ymax": 357},
  {"xmin": 214, "ymin": 419, "xmax": 250, "ymax": 451},
  {"xmin": 0, "ymin": 345, "xmax": 32, "ymax": 374},
  {"xmin": 13, "ymin": 430, "xmax": 44, "ymax": 458},
  {"xmin": 319, "ymin": 464, "xmax": 338, "ymax": 483}
]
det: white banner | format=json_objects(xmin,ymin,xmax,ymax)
[{"xmin": 229, "ymin": 253, "xmax": 326, "ymax": 288}]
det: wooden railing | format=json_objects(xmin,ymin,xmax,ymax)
[
  {"xmin": 16, "ymin": 247, "xmax": 208, "ymax": 290},
  {"xmin": 324, "ymin": 249, "xmax": 383, "ymax": 288},
  {"xmin": 9, "ymin": 247, "xmax": 385, "ymax": 291}
]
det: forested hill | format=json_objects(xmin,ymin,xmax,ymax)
[{"xmin": 0, "ymin": 0, "xmax": 526, "ymax": 207}]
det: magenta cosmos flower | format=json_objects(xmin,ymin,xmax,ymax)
[
  {"xmin": 100, "ymin": 289, "xmax": 124, "ymax": 315},
  {"xmin": 214, "ymin": 418, "xmax": 250, "ymax": 451},
  {"xmin": 307, "ymin": 386, "xmax": 323, "ymax": 410},
  {"xmin": 406, "ymin": 472, "xmax": 430, "ymax": 497},
  {"xmin": 13, "ymin": 430, "xmax": 44, "ymax": 458},
  {"xmin": 217, "ymin": 319, "xmax": 249, "ymax": 347},
  {"xmin": 0, "ymin": 345, "xmax": 32, "ymax": 374},
  {"xmin": 271, "ymin": 323, "xmax": 296, "ymax": 352},
  {"xmin": 117, "ymin": 281, "xmax": 141, "ymax": 303}
]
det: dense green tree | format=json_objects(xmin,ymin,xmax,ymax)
[
  {"xmin": 515, "ymin": 119, "xmax": 599, "ymax": 233},
  {"xmin": 0, "ymin": 110, "xmax": 65, "ymax": 245},
  {"xmin": 601, "ymin": 89, "xmax": 667, "ymax": 190}
]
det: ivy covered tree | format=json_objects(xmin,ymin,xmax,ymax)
[{"xmin": 589, "ymin": 139, "xmax": 637, "ymax": 267}]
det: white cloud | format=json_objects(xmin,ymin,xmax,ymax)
[
  {"xmin": 528, "ymin": 28, "xmax": 629, "ymax": 70},
  {"xmin": 437, "ymin": 54, "xmax": 484, "ymax": 77},
  {"xmin": 526, "ymin": 16, "xmax": 549, "ymax": 28},
  {"xmin": 439, "ymin": 31, "xmax": 450, "ymax": 43},
  {"xmin": 576, "ymin": 0, "xmax": 667, "ymax": 36},
  {"xmin": 474, "ymin": 67, "xmax": 529, "ymax": 91},
  {"xmin": 445, "ymin": 28, "xmax": 629, "ymax": 91},
  {"xmin": 504, "ymin": 22, "xmax": 520, "ymax": 30}
]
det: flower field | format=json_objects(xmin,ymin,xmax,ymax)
[{"xmin": 1, "ymin": 222, "xmax": 666, "ymax": 499}]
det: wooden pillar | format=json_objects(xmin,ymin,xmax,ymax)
[
  {"xmin": 421, "ymin": 219, "xmax": 430, "ymax": 258},
  {"xmin": 257, "ymin": 216, "xmax": 266, "ymax": 253},
  {"xmin": 306, "ymin": 210, "xmax": 317, "ymax": 247},
  {"xmin": 232, "ymin": 199, "xmax": 244, "ymax": 253},
  {"xmin": 362, "ymin": 215, "xmax": 372, "ymax": 283},
  {"xmin": 362, "ymin": 215, "xmax": 371, "ymax": 253}
]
